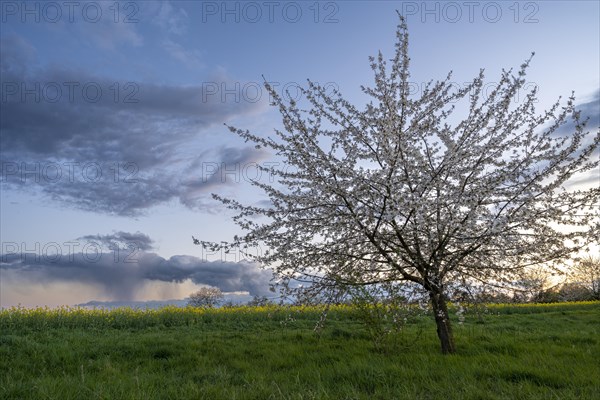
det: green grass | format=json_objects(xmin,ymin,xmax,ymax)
[{"xmin": 1, "ymin": 302, "xmax": 598, "ymax": 399}]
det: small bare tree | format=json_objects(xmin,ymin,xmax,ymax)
[
  {"xmin": 197, "ymin": 14, "xmax": 599, "ymax": 354},
  {"xmin": 512, "ymin": 267, "xmax": 560, "ymax": 303},
  {"xmin": 569, "ymin": 256, "xmax": 600, "ymax": 300},
  {"xmin": 187, "ymin": 287, "xmax": 224, "ymax": 308}
]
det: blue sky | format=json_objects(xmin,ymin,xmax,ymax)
[{"xmin": 1, "ymin": 1, "xmax": 599, "ymax": 307}]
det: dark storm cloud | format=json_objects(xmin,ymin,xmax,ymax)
[
  {"xmin": 79, "ymin": 231, "xmax": 155, "ymax": 251},
  {"xmin": 0, "ymin": 34, "xmax": 36, "ymax": 76},
  {"xmin": 0, "ymin": 36, "xmax": 260, "ymax": 165},
  {"xmin": 144, "ymin": 254, "xmax": 273, "ymax": 296},
  {"xmin": 0, "ymin": 34, "xmax": 269, "ymax": 216},
  {"xmin": 1, "ymin": 242, "xmax": 273, "ymax": 300},
  {"xmin": 4, "ymin": 145, "xmax": 267, "ymax": 217}
]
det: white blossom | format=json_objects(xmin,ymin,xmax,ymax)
[{"xmin": 198, "ymin": 14, "xmax": 599, "ymax": 354}]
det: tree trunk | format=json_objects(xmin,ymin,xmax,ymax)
[{"xmin": 429, "ymin": 291, "xmax": 456, "ymax": 354}]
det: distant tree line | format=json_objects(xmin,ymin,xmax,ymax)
[{"xmin": 187, "ymin": 257, "xmax": 598, "ymax": 310}]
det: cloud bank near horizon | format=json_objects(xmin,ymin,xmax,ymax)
[{"xmin": 0, "ymin": 231, "xmax": 273, "ymax": 307}]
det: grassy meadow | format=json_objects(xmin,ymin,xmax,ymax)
[{"xmin": 1, "ymin": 301, "xmax": 598, "ymax": 399}]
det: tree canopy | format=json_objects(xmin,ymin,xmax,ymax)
[{"xmin": 198, "ymin": 14, "xmax": 599, "ymax": 354}]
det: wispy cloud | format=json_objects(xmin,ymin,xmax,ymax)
[
  {"xmin": 162, "ymin": 38, "xmax": 204, "ymax": 68},
  {"xmin": 62, "ymin": 1, "xmax": 144, "ymax": 50},
  {"xmin": 152, "ymin": 1, "xmax": 190, "ymax": 35}
]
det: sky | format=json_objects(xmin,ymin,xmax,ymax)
[{"xmin": 1, "ymin": 0, "xmax": 599, "ymax": 308}]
